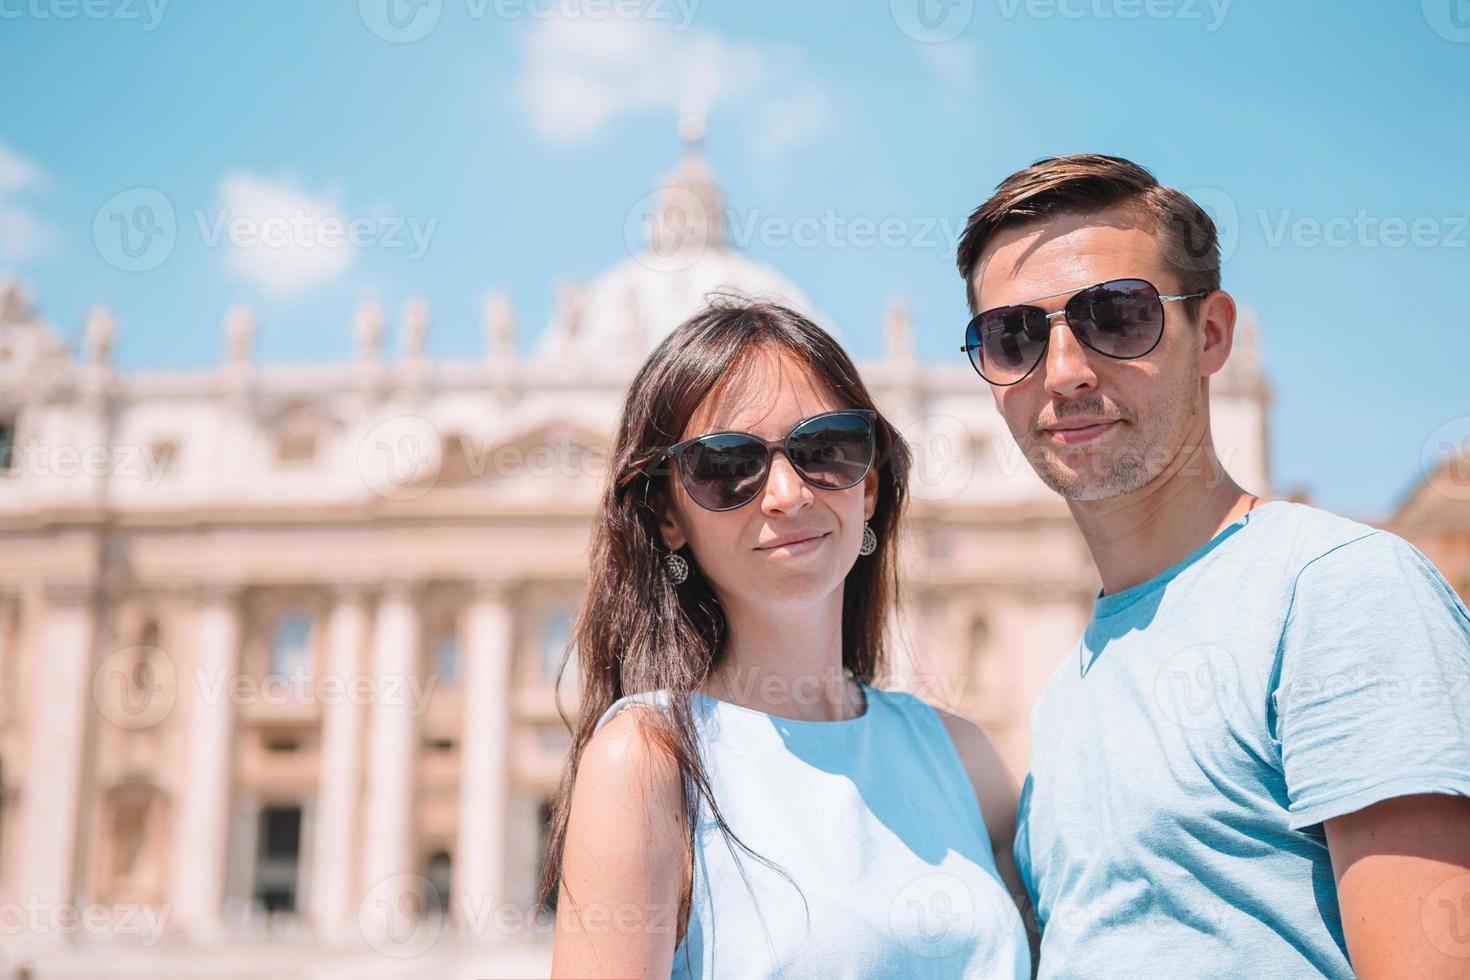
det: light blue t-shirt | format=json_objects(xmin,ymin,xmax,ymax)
[
  {"xmin": 1016, "ymin": 500, "xmax": 1470, "ymax": 978},
  {"xmin": 596, "ymin": 685, "xmax": 1032, "ymax": 979}
]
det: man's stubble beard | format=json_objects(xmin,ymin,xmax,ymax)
[{"xmin": 1019, "ymin": 364, "xmax": 1203, "ymax": 503}]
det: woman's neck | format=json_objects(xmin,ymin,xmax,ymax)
[{"xmin": 701, "ymin": 592, "xmax": 860, "ymax": 722}]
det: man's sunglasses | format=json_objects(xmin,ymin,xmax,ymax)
[
  {"xmin": 657, "ymin": 409, "xmax": 878, "ymax": 512},
  {"xmin": 960, "ymin": 277, "xmax": 1211, "ymax": 386}
]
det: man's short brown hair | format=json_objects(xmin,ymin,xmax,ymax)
[{"xmin": 955, "ymin": 153, "xmax": 1220, "ymax": 314}]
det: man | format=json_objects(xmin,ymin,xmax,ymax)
[{"xmin": 955, "ymin": 154, "xmax": 1470, "ymax": 977}]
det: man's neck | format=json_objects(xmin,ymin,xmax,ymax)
[{"xmin": 1067, "ymin": 440, "xmax": 1257, "ymax": 596}]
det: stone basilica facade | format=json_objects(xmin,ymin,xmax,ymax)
[{"xmin": 0, "ymin": 136, "xmax": 1297, "ymax": 971}]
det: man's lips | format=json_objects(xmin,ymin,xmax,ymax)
[{"xmin": 1039, "ymin": 418, "xmax": 1122, "ymax": 446}]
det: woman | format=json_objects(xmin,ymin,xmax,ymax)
[{"xmin": 539, "ymin": 298, "xmax": 1031, "ymax": 978}]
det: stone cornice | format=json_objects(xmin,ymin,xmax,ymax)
[
  {"xmin": 193, "ymin": 581, "xmax": 245, "ymax": 605},
  {"xmin": 42, "ymin": 578, "xmax": 99, "ymax": 605},
  {"xmin": 469, "ymin": 575, "xmax": 519, "ymax": 601}
]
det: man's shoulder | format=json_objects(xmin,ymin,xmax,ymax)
[
  {"xmin": 1244, "ymin": 500, "xmax": 1390, "ymax": 579},
  {"xmin": 1254, "ymin": 498, "xmax": 1379, "ymax": 547},
  {"xmin": 1029, "ymin": 503, "xmax": 1434, "ymax": 719},
  {"xmin": 1253, "ymin": 503, "xmax": 1465, "ymax": 631}
]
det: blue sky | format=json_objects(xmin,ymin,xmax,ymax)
[{"xmin": 1, "ymin": 0, "xmax": 1467, "ymax": 517}]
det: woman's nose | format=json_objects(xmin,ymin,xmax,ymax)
[{"xmin": 761, "ymin": 452, "xmax": 813, "ymax": 515}]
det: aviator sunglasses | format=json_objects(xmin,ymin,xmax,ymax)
[
  {"xmin": 961, "ymin": 277, "xmax": 1211, "ymax": 386},
  {"xmin": 656, "ymin": 409, "xmax": 879, "ymax": 512}
]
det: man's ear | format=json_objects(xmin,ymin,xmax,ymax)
[{"xmin": 1197, "ymin": 289, "xmax": 1237, "ymax": 378}]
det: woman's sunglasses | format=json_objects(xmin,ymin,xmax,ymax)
[
  {"xmin": 658, "ymin": 409, "xmax": 878, "ymax": 512},
  {"xmin": 960, "ymin": 277, "xmax": 1211, "ymax": 386}
]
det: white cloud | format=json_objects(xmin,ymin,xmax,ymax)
[
  {"xmin": 0, "ymin": 143, "xmax": 45, "ymax": 195},
  {"xmin": 752, "ymin": 79, "xmax": 833, "ymax": 158},
  {"xmin": 0, "ymin": 142, "xmax": 60, "ymax": 262},
  {"xmin": 0, "ymin": 205, "xmax": 60, "ymax": 262},
  {"xmin": 918, "ymin": 41, "xmax": 981, "ymax": 115},
  {"xmin": 211, "ymin": 172, "xmax": 356, "ymax": 299},
  {"xmin": 516, "ymin": 15, "xmax": 829, "ymax": 151},
  {"xmin": 919, "ymin": 41, "xmax": 980, "ymax": 89}
]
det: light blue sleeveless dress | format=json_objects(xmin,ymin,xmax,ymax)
[{"xmin": 594, "ymin": 684, "xmax": 1031, "ymax": 979}]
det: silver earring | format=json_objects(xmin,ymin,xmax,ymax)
[
  {"xmin": 859, "ymin": 523, "xmax": 877, "ymax": 556},
  {"xmin": 664, "ymin": 551, "xmax": 690, "ymax": 584}
]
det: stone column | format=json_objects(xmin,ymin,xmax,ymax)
[
  {"xmin": 17, "ymin": 581, "xmax": 96, "ymax": 916},
  {"xmin": 0, "ymin": 593, "xmax": 14, "ymax": 726},
  {"xmin": 886, "ymin": 604, "xmax": 920, "ymax": 693},
  {"xmin": 360, "ymin": 581, "xmax": 421, "ymax": 940},
  {"xmin": 454, "ymin": 579, "xmax": 515, "ymax": 937},
  {"xmin": 169, "ymin": 583, "xmax": 242, "ymax": 940},
  {"xmin": 309, "ymin": 585, "xmax": 368, "ymax": 939}
]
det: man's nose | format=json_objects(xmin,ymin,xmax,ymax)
[
  {"xmin": 761, "ymin": 452, "xmax": 813, "ymax": 515},
  {"xmin": 1042, "ymin": 318, "xmax": 1098, "ymax": 399}
]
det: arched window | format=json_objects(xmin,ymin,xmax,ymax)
[
  {"xmin": 135, "ymin": 617, "xmax": 162, "ymax": 693},
  {"xmin": 969, "ymin": 615, "xmax": 990, "ymax": 657},
  {"xmin": 536, "ymin": 799, "xmax": 556, "ymax": 913},
  {"xmin": 110, "ymin": 795, "xmax": 150, "ymax": 879},
  {"xmin": 98, "ymin": 779, "xmax": 170, "ymax": 905},
  {"xmin": 438, "ymin": 431, "xmax": 476, "ymax": 485},
  {"xmin": 270, "ymin": 613, "xmax": 314, "ymax": 679},
  {"xmin": 969, "ymin": 613, "xmax": 1010, "ymax": 721},
  {"xmin": 0, "ymin": 417, "xmax": 15, "ymax": 471},
  {"xmin": 433, "ymin": 629, "xmax": 459, "ymax": 687},
  {"xmin": 540, "ymin": 610, "xmax": 574, "ymax": 683},
  {"xmin": 99, "ymin": 618, "xmax": 170, "ymax": 729},
  {"xmin": 275, "ymin": 404, "xmax": 327, "ymax": 465},
  {"xmin": 0, "ymin": 757, "xmax": 9, "ymax": 884},
  {"xmin": 424, "ymin": 850, "xmax": 452, "ymax": 918}
]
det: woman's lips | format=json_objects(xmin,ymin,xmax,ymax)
[
  {"xmin": 1044, "ymin": 420, "xmax": 1121, "ymax": 446},
  {"xmin": 756, "ymin": 532, "xmax": 830, "ymax": 557}
]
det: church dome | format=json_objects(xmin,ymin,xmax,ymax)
[{"xmin": 537, "ymin": 121, "xmax": 822, "ymax": 363}]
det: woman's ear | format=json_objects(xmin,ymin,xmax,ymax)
[
  {"xmin": 657, "ymin": 490, "xmax": 688, "ymax": 551},
  {"xmin": 862, "ymin": 467, "xmax": 879, "ymax": 522}
]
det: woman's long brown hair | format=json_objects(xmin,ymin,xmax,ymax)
[{"xmin": 535, "ymin": 297, "xmax": 912, "ymax": 927}]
